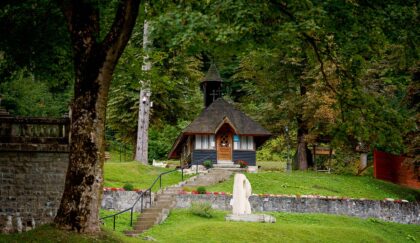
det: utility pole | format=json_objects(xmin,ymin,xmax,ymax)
[{"xmin": 135, "ymin": 12, "xmax": 152, "ymax": 164}]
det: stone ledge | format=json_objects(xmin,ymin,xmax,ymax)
[
  {"xmin": 226, "ymin": 214, "xmax": 276, "ymax": 223},
  {"xmin": 175, "ymin": 194, "xmax": 420, "ymax": 224},
  {"xmin": 0, "ymin": 143, "xmax": 69, "ymax": 152}
]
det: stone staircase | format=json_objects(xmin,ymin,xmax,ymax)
[
  {"xmin": 124, "ymin": 169, "xmax": 233, "ymax": 237},
  {"xmin": 213, "ymin": 160, "xmax": 240, "ymax": 169}
]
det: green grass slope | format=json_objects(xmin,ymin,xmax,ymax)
[
  {"xmin": 143, "ymin": 210, "xmax": 420, "ymax": 243},
  {"xmin": 104, "ymin": 162, "xmax": 185, "ymax": 191},
  {"xmin": 207, "ymin": 171, "xmax": 420, "ymax": 200}
]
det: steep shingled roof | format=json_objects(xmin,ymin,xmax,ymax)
[
  {"xmin": 183, "ymin": 98, "xmax": 270, "ymax": 135},
  {"xmin": 201, "ymin": 63, "xmax": 223, "ymax": 82},
  {"xmin": 168, "ymin": 98, "xmax": 271, "ymax": 158}
]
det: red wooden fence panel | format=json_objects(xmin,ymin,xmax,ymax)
[{"xmin": 374, "ymin": 150, "xmax": 420, "ymax": 189}]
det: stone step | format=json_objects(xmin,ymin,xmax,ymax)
[
  {"xmin": 133, "ymin": 224, "xmax": 153, "ymax": 233},
  {"xmin": 140, "ymin": 212, "xmax": 161, "ymax": 218},
  {"xmin": 134, "ymin": 219, "xmax": 156, "ymax": 228},
  {"xmin": 142, "ymin": 208, "xmax": 164, "ymax": 214},
  {"xmin": 139, "ymin": 214, "xmax": 160, "ymax": 221},
  {"xmin": 124, "ymin": 230, "xmax": 140, "ymax": 237},
  {"xmin": 213, "ymin": 164, "xmax": 240, "ymax": 168}
]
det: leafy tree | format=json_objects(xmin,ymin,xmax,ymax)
[
  {"xmin": 50, "ymin": 0, "xmax": 142, "ymax": 233},
  {"xmin": 0, "ymin": 0, "xmax": 73, "ymax": 116}
]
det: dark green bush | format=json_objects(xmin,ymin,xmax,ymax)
[
  {"xmin": 203, "ymin": 160, "xmax": 213, "ymax": 169},
  {"xmin": 190, "ymin": 201, "xmax": 213, "ymax": 218},
  {"xmin": 196, "ymin": 186, "xmax": 206, "ymax": 194},
  {"xmin": 123, "ymin": 183, "xmax": 134, "ymax": 191}
]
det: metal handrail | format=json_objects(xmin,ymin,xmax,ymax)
[{"xmin": 100, "ymin": 167, "xmax": 184, "ymax": 231}]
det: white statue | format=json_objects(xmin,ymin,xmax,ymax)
[{"xmin": 230, "ymin": 173, "xmax": 252, "ymax": 215}]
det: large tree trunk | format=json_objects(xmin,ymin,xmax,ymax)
[
  {"xmin": 296, "ymin": 82, "xmax": 309, "ymax": 170},
  {"xmin": 54, "ymin": 0, "xmax": 140, "ymax": 233}
]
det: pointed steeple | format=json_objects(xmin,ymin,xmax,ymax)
[
  {"xmin": 200, "ymin": 64, "xmax": 223, "ymax": 108},
  {"xmin": 202, "ymin": 63, "xmax": 223, "ymax": 82}
]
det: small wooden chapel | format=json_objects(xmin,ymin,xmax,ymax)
[{"xmin": 168, "ymin": 64, "xmax": 271, "ymax": 167}]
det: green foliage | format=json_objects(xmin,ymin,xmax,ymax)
[
  {"xmin": 0, "ymin": 1, "xmax": 73, "ymax": 117},
  {"xmin": 0, "ymin": 69, "xmax": 70, "ymax": 117},
  {"xmin": 196, "ymin": 186, "xmax": 206, "ymax": 194},
  {"xmin": 257, "ymin": 136, "xmax": 294, "ymax": 162},
  {"xmin": 148, "ymin": 121, "xmax": 189, "ymax": 163},
  {"xmin": 122, "ymin": 183, "xmax": 134, "ymax": 191},
  {"xmin": 190, "ymin": 201, "xmax": 213, "ymax": 218},
  {"xmin": 143, "ymin": 209, "xmax": 420, "ymax": 242},
  {"xmin": 202, "ymin": 160, "xmax": 213, "ymax": 169},
  {"xmin": 207, "ymin": 171, "xmax": 420, "ymax": 201}
]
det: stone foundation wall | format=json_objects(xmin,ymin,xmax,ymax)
[
  {"xmin": 101, "ymin": 191, "xmax": 153, "ymax": 212},
  {"xmin": 0, "ymin": 115, "xmax": 70, "ymax": 233},
  {"xmin": 0, "ymin": 144, "xmax": 69, "ymax": 233},
  {"xmin": 175, "ymin": 194, "xmax": 420, "ymax": 224}
]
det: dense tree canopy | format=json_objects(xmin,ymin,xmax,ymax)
[{"xmin": 1, "ymin": 0, "xmax": 418, "ymax": 174}]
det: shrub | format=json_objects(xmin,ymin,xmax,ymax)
[
  {"xmin": 182, "ymin": 186, "xmax": 194, "ymax": 192},
  {"xmin": 197, "ymin": 186, "xmax": 206, "ymax": 194},
  {"xmin": 190, "ymin": 201, "xmax": 213, "ymax": 218},
  {"xmin": 236, "ymin": 160, "xmax": 249, "ymax": 168},
  {"xmin": 203, "ymin": 160, "xmax": 213, "ymax": 169},
  {"xmin": 123, "ymin": 183, "xmax": 134, "ymax": 191}
]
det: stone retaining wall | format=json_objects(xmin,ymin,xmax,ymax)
[
  {"xmin": 175, "ymin": 194, "xmax": 420, "ymax": 224},
  {"xmin": 101, "ymin": 191, "xmax": 153, "ymax": 212},
  {"xmin": 0, "ymin": 144, "xmax": 69, "ymax": 233},
  {"xmin": 0, "ymin": 115, "xmax": 70, "ymax": 233}
]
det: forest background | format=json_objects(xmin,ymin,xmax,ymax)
[{"xmin": 0, "ymin": 0, "xmax": 418, "ymax": 172}]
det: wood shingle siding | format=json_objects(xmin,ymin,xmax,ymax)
[
  {"xmin": 191, "ymin": 150, "xmax": 217, "ymax": 165},
  {"xmin": 233, "ymin": 150, "xmax": 256, "ymax": 166}
]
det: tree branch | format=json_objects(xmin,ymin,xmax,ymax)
[
  {"xmin": 102, "ymin": 0, "xmax": 141, "ymax": 65},
  {"xmin": 275, "ymin": 2, "xmax": 338, "ymax": 94}
]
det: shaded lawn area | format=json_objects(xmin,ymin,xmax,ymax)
[
  {"xmin": 141, "ymin": 209, "xmax": 420, "ymax": 243},
  {"xmin": 206, "ymin": 171, "xmax": 420, "ymax": 201},
  {"xmin": 104, "ymin": 162, "xmax": 187, "ymax": 191},
  {"xmin": 0, "ymin": 224, "xmax": 127, "ymax": 243}
]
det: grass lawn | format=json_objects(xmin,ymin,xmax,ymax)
[
  {"xmin": 207, "ymin": 171, "xmax": 420, "ymax": 201},
  {"xmin": 2, "ymin": 210, "xmax": 419, "ymax": 242},
  {"xmin": 100, "ymin": 210, "xmax": 140, "ymax": 234},
  {"xmin": 141, "ymin": 209, "xmax": 420, "ymax": 243},
  {"xmin": 104, "ymin": 162, "xmax": 187, "ymax": 191},
  {"xmin": 0, "ymin": 224, "xmax": 126, "ymax": 243}
]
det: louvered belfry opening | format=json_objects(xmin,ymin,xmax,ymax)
[{"xmin": 200, "ymin": 63, "xmax": 223, "ymax": 108}]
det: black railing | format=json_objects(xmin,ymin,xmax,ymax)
[{"xmin": 100, "ymin": 167, "xmax": 184, "ymax": 230}]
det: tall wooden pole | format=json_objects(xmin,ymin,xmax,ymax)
[{"xmin": 135, "ymin": 15, "xmax": 151, "ymax": 164}]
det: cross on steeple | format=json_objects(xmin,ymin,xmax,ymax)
[
  {"xmin": 210, "ymin": 89, "xmax": 219, "ymax": 102},
  {"xmin": 200, "ymin": 63, "xmax": 223, "ymax": 107}
]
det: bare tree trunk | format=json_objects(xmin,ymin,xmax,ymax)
[
  {"xmin": 135, "ymin": 88, "xmax": 151, "ymax": 164},
  {"xmin": 54, "ymin": 0, "xmax": 141, "ymax": 233},
  {"xmin": 296, "ymin": 82, "xmax": 309, "ymax": 170},
  {"xmin": 135, "ymin": 17, "xmax": 151, "ymax": 164}
]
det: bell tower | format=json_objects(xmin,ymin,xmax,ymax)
[{"xmin": 200, "ymin": 63, "xmax": 223, "ymax": 108}]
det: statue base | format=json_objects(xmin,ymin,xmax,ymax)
[{"xmin": 225, "ymin": 214, "xmax": 276, "ymax": 223}]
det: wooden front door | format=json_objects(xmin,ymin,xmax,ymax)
[{"xmin": 217, "ymin": 129, "xmax": 233, "ymax": 161}]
